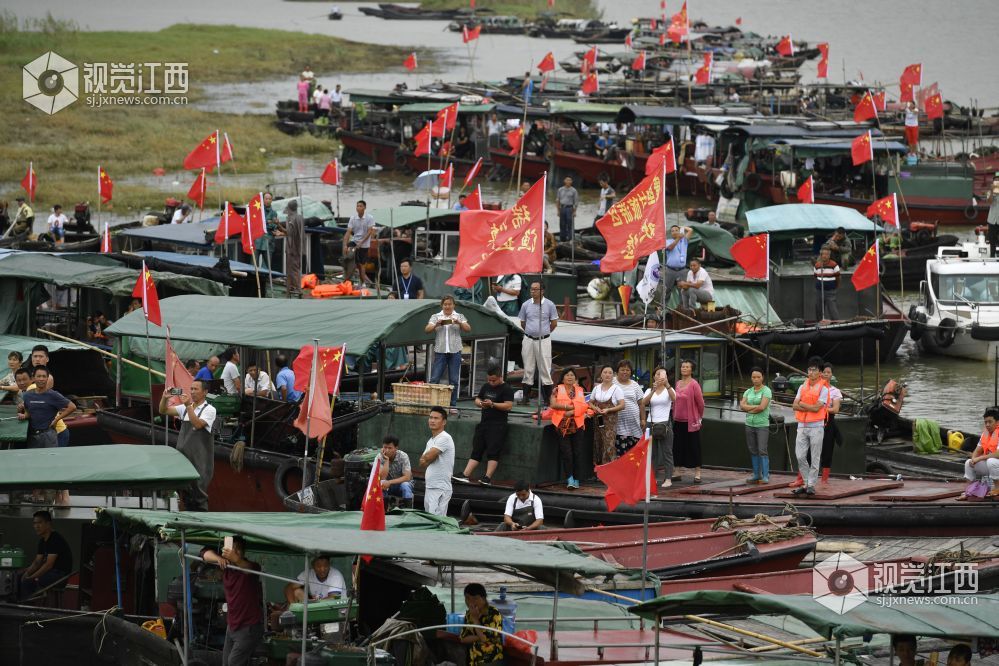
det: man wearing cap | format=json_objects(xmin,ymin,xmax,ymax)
[{"xmin": 10, "ymin": 197, "xmax": 34, "ymax": 237}]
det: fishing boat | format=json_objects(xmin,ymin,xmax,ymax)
[
  {"xmin": 448, "ymin": 15, "xmax": 527, "ymax": 35},
  {"xmin": 909, "ymin": 233, "xmax": 999, "ymax": 361},
  {"xmin": 358, "ymin": 4, "xmax": 472, "ymax": 20},
  {"xmin": 0, "ymin": 446, "xmax": 197, "ymax": 664}
]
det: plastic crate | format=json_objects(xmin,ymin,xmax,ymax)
[
  {"xmin": 391, "ymin": 383, "xmax": 452, "ymax": 415},
  {"xmin": 207, "ymin": 394, "xmax": 242, "ymax": 417}
]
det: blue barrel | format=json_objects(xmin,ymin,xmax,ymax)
[
  {"xmin": 491, "ymin": 586, "xmax": 517, "ymax": 640},
  {"xmin": 445, "ymin": 611, "xmax": 463, "ymax": 635}
]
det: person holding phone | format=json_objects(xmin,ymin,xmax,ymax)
[
  {"xmin": 201, "ymin": 535, "xmax": 263, "ymax": 666},
  {"xmin": 424, "ymin": 295, "xmax": 471, "ymax": 408},
  {"xmin": 159, "ymin": 379, "xmax": 217, "ymax": 511}
]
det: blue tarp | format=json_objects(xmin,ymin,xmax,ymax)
[{"xmin": 746, "ymin": 204, "xmax": 884, "ymax": 235}]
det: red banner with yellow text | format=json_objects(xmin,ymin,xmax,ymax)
[{"xmin": 596, "ymin": 169, "xmax": 667, "ymax": 273}]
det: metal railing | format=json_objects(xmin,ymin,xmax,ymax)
[{"xmin": 366, "ymin": 623, "xmax": 537, "ymax": 666}]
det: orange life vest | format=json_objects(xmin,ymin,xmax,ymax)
[
  {"xmin": 981, "ymin": 428, "xmax": 999, "ymax": 455},
  {"xmin": 794, "ymin": 379, "xmax": 828, "ymax": 424},
  {"xmin": 549, "ymin": 384, "xmax": 588, "ymax": 429}
]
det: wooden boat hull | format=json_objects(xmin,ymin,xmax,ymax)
[
  {"xmin": 489, "ymin": 515, "xmax": 796, "ymax": 544},
  {"xmin": 552, "ymin": 149, "xmax": 704, "ymax": 196},
  {"xmin": 811, "ymin": 193, "xmax": 989, "ymax": 226},
  {"xmin": 339, "ymin": 131, "xmax": 402, "ymax": 170},
  {"xmin": 488, "ymin": 147, "xmax": 548, "ymax": 182}
]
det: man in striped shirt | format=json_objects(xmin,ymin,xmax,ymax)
[{"xmin": 814, "ymin": 246, "xmax": 840, "ymax": 321}]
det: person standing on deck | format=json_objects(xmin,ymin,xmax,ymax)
[
  {"xmin": 663, "ymin": 225, "xmax": 694, "ymax": 301},
  {"xmin": 201, "ymin": 536, "xmax": 264, "ymax": 665},
  {"xmin": 457, "ymin": 366, "xmax": 514, "ymax": 486},
  {"xmin": 596, "ymin": 176, "xmax": 615, "ymax": 222},
  {"xmin": 419, "ymin": 406, "xmax": 455, "ymax": 516},
  {"xmin": 556, "ymin": 177, "xmax": 578, "ymax": 242},
  {"xmin": 813, "ymin": 246, "xmax": 840, "ymax": 321},
  {"xmin": 790, "ymin": 358, "xmax": 829, "ymax": 496},
  {"xmin": 903, "ymin": 102, "xmax": 920, "ymax": 154},
  {"xmin": 518, "ymin": 282, "xmax": 558, "ymax": 407},
  {"xmin": 986, "ymin": 173, "xmax": 999, "ymax": 258},
  {"xmin": 819, "ymin": 362, "xmax": 843, "ymax": 483},
  {"xmin": 491, "ymin": 274, "xmax": 522, "ymax": 316},
  {"xmin": 425, "ymin": 295, "xmax": 471, "ymax": 409},
  {"xmin": 740, "ymin": 367, "xmax": 772, "ymax": 484},
  {"xmin": 397, "ymin": 258, "xmax": 425, "ymax": 300},
  {"xmin": 284, "ymin": 199, "xmax": 304, "ymax": 298},
  {"xmin": 343, "ymin": 200, "xmax": 377, "ymax": 286},
  {"xmin": 159, "ymin": 379, "xmax": 217, "ymax": 511}
]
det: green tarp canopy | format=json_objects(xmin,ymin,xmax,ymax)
[
  {"xmin": 366, "ymin": 207, "xmax": 458, "ymax": 229},
  {"xmin": 0, "ymin": 405, "xmax": 27, "ymax": 443},
  {"xmin": 689, "ymin": 221, "xmax": 735, "ymax": 264},
  {"xmin": 270, "ymin": 195, "xmax": 335, "ymax": 224},
  {"xmin": 96, "ymin": 507, "xmax": 619, "ymax": 575},
  {"xmin": 397, "ymin": 102, "xmax": 495, "ymax": 115},
  {"xmin": 547, "ymin": 101, "xmax": 622, "ymax": 123},
  {"xmin": 667, "ymin": 282, "xmax": 781, "ymax": 324},
  {"xmin": 0, "ymin": 333, "xmax": 89, "ymax": 357},
  {"xmin": 106, "ymin": 296, "xmax": 518, "ymax": 352},
  {"xmin": 0, "ymin": 251, "xmax": 226, "ymax": 298},
  {"xmin": 746, "ymin": 204, "xmax": 884, "ymax": 237},
  {"xmin": 630, "ymin": 591, "xmax": 999, "ymax": 640},
  {"xmin": 772, "ymin": 137, "xmax": 909, "ymax": 157},
  {"xmin": 0, "ymin": 445, "xmax": 198, "ymax": 491}
]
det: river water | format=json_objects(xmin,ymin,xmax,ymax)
[{"xmin": 10, "ymin": 0, "xmax": 999, "ymax": 429}]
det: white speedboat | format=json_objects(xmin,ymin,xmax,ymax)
[{"xmin": 910, "ymin": 231, "xmax": 999, "ymax": 361}]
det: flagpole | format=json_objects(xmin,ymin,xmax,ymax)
[
  {"xmin": 302, "ymin": 338, "xmax": 320, "ymax": 488},
  {"xmin": 140, "ymin": 264, "xmax": 157, "ymax": 440},
  {"xmin": 215, "ymin": 129, "xmax": 224, "ymax": 210},
  {"xmin": 641, "ymin": 427, "xmax": 651, "ymax": 601},
  {"xmin": 536, "ymin": 173, "xmax": 547, "ymax": 423},
  {"xmin": 96, "ymin": 165, "xmax": 102, "ymax": 249}
]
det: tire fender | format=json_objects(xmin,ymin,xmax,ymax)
[
  {"xmin": 934, "ymin": 317, "xmax": 957, "ymax": 348},
  {"xmin": 274, "ymin": 457, "xmax": 304, "ymax": 499}
]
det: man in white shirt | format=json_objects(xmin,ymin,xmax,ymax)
[
  {"xmin": 158, "ymin": 379, "xmax": 217, "ymax": 511},
  {"xmin": 496, "ymin": 481, "xmax": 544, "ymax": 531},
  {"xmin": 486, "ymin": 113, "xmax": 502, "ymax": 147},
  {"xmin": 491, "ymin": 274, "xmax": 522, "ymax": 316},
  {"xmin": 171, "ymin": 204, "xmax": 193, "ymax": 224},
  {"xmin": 47, "ymin": 205, "xmax": 69, "ymax": 244},
  {"xmin": 904, "ymin": 101, "xmax": 920, "ymax": 153},
  {"xmin": 221, "ymin": 349, "xmax": 242, "ymax": 395},
  {"xmin": 343, "ymin": 200, "xmax": 377, "ymax": 285},
  {"xmin": 330, "ymin": 84, "xmax": 343, "ymax": 108},
  {"xmin": 243, "ymin": 362, "xmax": 273, "ymax": 397},
  {"xmin": 284, "ymin": 555, "xmax": 346, "ymax": 602},
  {"xmin": 678, "ymin": 258, "xmax": 714, "ymax": 310},
  {"xmin": 419, "ymin": 406, "xmax": 455, "ymax": 516},
  {"xmin": 312, "ymin": 85, "xmax": 324, "ymax": 108}
]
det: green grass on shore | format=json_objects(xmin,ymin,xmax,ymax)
[
  {"xmin": 420, "ymin": 0, "xmax": 599, "ymax": 19},
  {"xmin": 1, "ymin": 18, "xmax": 410, "ymax": 211}
]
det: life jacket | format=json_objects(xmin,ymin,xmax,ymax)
[
  {"xmin": 981, "ymin": 428, "xmax": 999, "ymax": 455},
  {"xmin": 311, "ymin": 281, "xmax": 362, "ymax": 299},
  {"xmin": 794, "ymin": 379, "xmax": 828, "ymax": 424},
  {"xmin": 549, "ymin": 384, "xmax": 587, "ymax": 429}
]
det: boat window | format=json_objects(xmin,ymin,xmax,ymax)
[
  {"xmin": 933, "ymin": 273, "xmax": 999, "ymax": 305},
  {"xmin": 470, "ymin": 337, "xmax": 506, "ymax": 398},
  {"xmin": 700, "ymin": 347, "xmax": 722, "ymax": 395}
]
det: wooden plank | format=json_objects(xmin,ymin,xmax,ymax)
[
  {"xmin": 774, "ymin": 480, "xmax": 904, "ymax": 500},
  {"xmin": 676, "ymin": 479, "xmax": 790, "ymax": 496},
  {"xmin": 870, "ymin": 487, "xmax": 964, "ymax": 502}
]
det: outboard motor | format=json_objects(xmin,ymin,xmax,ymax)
[{"xmin": 880, "ymin": 379, "xmax": 907, "ymax": 415}]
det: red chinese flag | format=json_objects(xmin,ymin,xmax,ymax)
[
  {"xmin": 242, "ymin": 192, "xmax": 267, "ymax": 255},
  {"xmin": 214, "ymin": 201, "xmax": 244, "ymax": 244},
  {"xmin": 293, "ymin": 355, "xmax": 333, "ymax": 440},
  {"xmin": 183, "ymin": 130, "xmax": 226, "ymax": 171},
  {"xmin": 900, "ymin": 63, "xmax": 922, "ymax": 87},
  {"xmin": 131, "ymin": 262, "xmax": 162, "ymax": 327},
  {"xmin": 671, "ymin": 1, "xmax": 687, "ymax": 27},
  {"xmin": 446, "ymin": 176, "xmax": 546, "ymax": 288},
  {"xmin": 645, "ymin": 139, "xmax": 676, "ymax": 176},
  {"xmin": 851, "ymin": 131, "xmax": 873, "ymax": 166},
  {"xmin": 817, "ymin": 43, "xmax": 829, "ymax": 78},
  {"xmin": 731, "ymin": 233, "xmax": 770, "ymax": 280},
  {"xmin": 436, "ymin": 102, "xmax": 459, "ymax": 131},
  {"xmin": 293, "ymin": 345, "xmax": 347, "ymax": 395},
  {"xmin": 851, "ymin": 240, "xmax": 880, "ymax": 291},
  {"xmin": 735, "ymin": 16, "xmax": 742, "ymax": 25},
  {"xmin": 899, "ymin": 81, "xmax": 914, "ymax": 104},
  {"xmin": 583, "ymin": 46, "xmax": 598, "ymax": 70},
  {"xmin": 776, "ymin": 35, "xmax": 794, "ymax": 57},
  {"xmin": 506, "ymin": 127, "xmax": 523, "ymax": 156},
  {"xmin": 596, "ymin": 170, "xmax": 667, "ymax": 273},
  {"xmin": 462, "ymin": 24, "xmax": 481, "ymax": 43},
  {"xmin": 925, "ymin": 93, "xmax": 944, "ymax": 120},
  {"xmin": 797, "ymin": 175, "xmax": 814, "ymax": 204},
  {"xmin": 98, "ymin": 165, "xmax": 114, "ymax": 203},
  {"xmin": 631, "ymin": 52, "xmax": 646, "ymax": 71},
  {"xmin": 694, "ymin": 62, "xmax": 710, "ymax": 85},
  {"xmin": 360, "ymin": 456, "xmax": 386, "ymax": 531},
  {"xmin": 650, "ymin": 18, "xmax": 657, "ymax": 30},
  {"xmin": 187, "ymin": 168, "xmax": 207, "ymax": 208},
  {"xmin": 873, "ymin": 91, "xmax": 886, "ymax": 112},
  {"xmin": 100, "ymin": 222, "xmax": 112, "ymax": 253},
  {"xmin": 538, "ymin": 51, "xmax": 556, "ymax": 73},
  {"xmin": 580, "ymin": 72, "xmax": 599, "ymax": 95},
  {"xmin": 866, "ymin": 194, "xmax": 899, "ymax": 228},
  {"xmin": 595, "ymin": 433, "xmax": 655, "ymax": 511},
  {"xmin": 321, "ymin": 159, "xmax": 341, "ymax": 186},
  {"xmin": 439, "ymin": 163, "xmax": 453, "ymax": 189},
  {"xmin": 464, "ymin": 184, "xmax": 482, "ymax": 211},
  {"xmin": 403, "ymin": 52, "xmax": 418, "ymax": 70},
  {"xmin": 21, "ymin": 163, "xmax": 36, "ymax": 202},
  {"xmin": 165, "ymin": 333, "xmax": 194, "ymax": 407},
  {"xmin": 854, "ymin": 92, "xmax": 878, "ymax": 123},
  {"xmin": 463, "ymin": 157, "xmax": 483, "ymax": 187},
  {"xmin": 414, "ymin": 121, "xmax": 433, "ymax": 156},
  {"xmin": 624, "ymin": 33, "xmax": 632, "ymax": 49}
]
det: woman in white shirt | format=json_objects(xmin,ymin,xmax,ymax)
[
  {"xmin": 641, "ymin": 367, "xmax": 676, "ymax": 487},
  {"xmin": 588, "ymin": 365, "xmax": 624, "ymax": 466}
]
